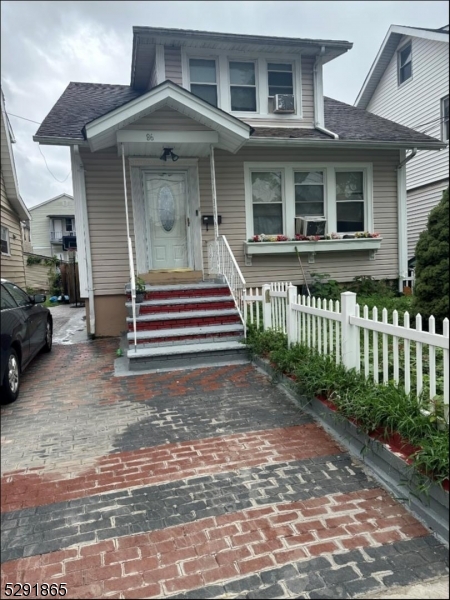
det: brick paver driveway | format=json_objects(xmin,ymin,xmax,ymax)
[{"xmin": 1, "ymin": 339, "xmax": 448, "ymax": 599}]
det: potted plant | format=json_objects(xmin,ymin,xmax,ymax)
[{"xmin": 135, "ymin": 277, "xmax": 146, "ymax": 303}]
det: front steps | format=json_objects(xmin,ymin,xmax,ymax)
[{"xmin": 125, "ymin": 282, "xmax": 248, "ymax": 371}]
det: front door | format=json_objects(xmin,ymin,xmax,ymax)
[{"xmin": 145, "ymin": 172, "xmax": 190, "ymax": 270}]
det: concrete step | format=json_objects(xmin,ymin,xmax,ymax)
[
  {"xmin": 127, "ymin": 308, "xmax": 240, "ymax": 323},
  {"xmin": 127, "ymin": 340, "xmax": 249, "ymax": 371},
  {"xmin": 126, "ymin": 282, "xmax": 229, "ymax": 293},
  {"xmin": 126, "ymin": 323, "xmax": 244, "ymax": 343}
]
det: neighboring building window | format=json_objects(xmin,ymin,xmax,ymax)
[
  {"xmin": 251, "ymin": 171, "xmax": 283, "ymax": 234},
  {"xmin": 65, "ymin": 218, "xmax": 73, "ymax": 232},
  {"xmin": 189, "ymin": 59, "xmax": 218, "ymax": 107},
  {"xmin": 398, "ymin": 42, "xmax": 412, "ymax": 85},
  {"xmin": 442, "ymin": 96, "xmax": 449, "ymax": 142},
  {"xmin": 230, "ymin": 61, "xmax": 257, "ymax": 112},
  {"xmin": 294, "ymin": 171, "xmax": 325, "ymax": 217},
  {"xmin": 268, "ymin": 63, "xmax": 293, "ymax": 97},
  {"xmin": 1, "ymin": 226, "xmax": 10, "ymax": 255},
  {"xmin": 336, "ymin": 171, "xmax": 365, "ymax": 233}
]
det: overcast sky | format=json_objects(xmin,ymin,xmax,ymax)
[{"xmin": 1, "ymin": 0, "xmax": 448, "ymax": 208}]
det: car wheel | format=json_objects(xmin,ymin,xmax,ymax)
[
  {"xmin": 43, "ymin": 318, "xmax": 53, "ymax": 353},
  {"xmin": 1, "ymin": 348, "xmax": 20, "ymax": 403}
]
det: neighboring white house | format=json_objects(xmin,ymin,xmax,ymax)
[
  {"xmin": 29, "ymin": 193, "xmax": 76, "ymax": 261},
  {"xmin": 355, "ymin": 24, "xmax": 449, "ymax": 258}
]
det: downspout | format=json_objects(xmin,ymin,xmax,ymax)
[
  {"xmin": 73, "ymin": 146, "xmax": 95, "ymax": 336},
  {"xmin": 396, "ymin": 148, "xmax": 417, "ymax": 292},
  {"xmin": 313, "ymin": 46, "xmax": 339, "ymax": 140}
]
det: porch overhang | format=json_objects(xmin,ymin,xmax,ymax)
[{"xmin": 84, "ymin": 80, "xmax": 252, "ymax": 155}]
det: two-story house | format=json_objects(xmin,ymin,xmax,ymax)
[
  {"xmin": 1, "ymin": 88, "xmax": 30, "ymax": 288},
  {"xmin": 33, "ymin": 27, "xmax": 445, "ymax": 368},
  {"xmin": 29, "ymin": 193, "xmax": 76, "ymax": 261},
  {"xmin": 355, "ymin": 24, "xmax": 449, "ymax": 258}
]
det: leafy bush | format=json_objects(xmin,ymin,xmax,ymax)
[
  {"xmin": 309, "ymin": 273, "xmax": 341, "ymax": 301},
  {"xmin": 413, "ymin": 187, "xmax": 449, "ymax": 325},
  {"xmin": 246, "ymin": 328, "xmax": 449, "ymax": 488},
  {"xmin": 349, "ymin": 275, "xmax": 396, "ymax": 297}
]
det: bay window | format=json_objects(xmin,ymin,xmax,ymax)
[
  {"xmin": 189, "ymin": 58, "xmax": 218, "ymax": 107},
  {"xmin": 335, "ymin": 171, "xmax": 365, "ymax": 233},
  {"xmin": 245, "ymin": 163, "xmax": 372, "ymax": 239},
  {"xmin": 251, "ymin": 171, "xmax": 283, "ymax": 235},
  {"xmin": 230, "ymin": 61, "xmax": 257, "ymax": 112}
]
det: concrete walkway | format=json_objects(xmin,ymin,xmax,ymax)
[{"xmin": 1, "ymin": 338, "xmax": 448, "ymax": 599}]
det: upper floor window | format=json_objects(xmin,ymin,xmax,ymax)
[
  {"xmin": 65, "ymin": 218, "xmax": 73, "ymax": 232},
  {"xmin": 189, "ymin": 59, "xmax": 218, "ymax": 107},
  {"xmin": 442, "ymin": 96, "xmax": 449, "ymax": 142},
  {"xmin": 230, "ymin": 61, "xmax": 257, "ymax": 112},
  {"xmin": 268, "ymin": 63, "xmax": 293, "ymax": 97},
  {"xmin": 1, "ymin": 226, "xmax": 10, "ymax": 255},
  {"xmin": 398, "ymin": 42, "xmax": 412, "ymax": 85}
]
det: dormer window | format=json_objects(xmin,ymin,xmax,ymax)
[
  {"xmin": 398, "ymin": 42, "xmax": 412, "ymax": 85},
  {"xmin": 229, "ymin": 61, "xmax": 257, "ymax": 112},
  {"xmin": 268, "ymin": 63, "xmax": 293, "ymax": 97},
  {"xmin": 189, "ymin": 59, "xmax": 218, "ymax": 107}
]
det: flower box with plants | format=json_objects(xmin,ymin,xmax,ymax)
[{"xmin": 244, "ymin": 232, "xmax": 382, "ymax": 255}]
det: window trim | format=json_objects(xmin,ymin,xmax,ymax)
[
  {"xmin": 334, "ymin": 169, "xmax": 367, "ymax": 234},
  {"xmin": 441, "ymin": 95, "xmax": 449, "ymax": 142},
  {"xmin": 397, "ymin": 41, "xmax": 413, "ymax": 87},
  {"xmin": 1, "ymin": 225, "xmax": 10, "ymax": 256},
  {"xmin": 228, "ymin": 59, "xmax": 258, "ymax": 113},
  {"xmin": 187, "ymin": 56, "xmax": 219, "ymax": 107},
  {"xmin": 244, "ymin": 162, "xmax": 373, "ymax": 240}
]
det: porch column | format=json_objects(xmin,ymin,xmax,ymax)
[
  {"xmin": 121, "ymin": 143, "xmax": 137, "ymax": 352},
  {"xmin": 210, "ymin": 144, "xmax": 219, "ymax": 239}
]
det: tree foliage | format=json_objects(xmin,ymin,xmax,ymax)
[{"xmin": 412, "ymin": 187, "xmax": 449, "ymax": 324}]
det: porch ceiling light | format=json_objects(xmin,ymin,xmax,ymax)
[{"xmin": 160, "ymin": 147, "xmax": 179, "ymax": 162}]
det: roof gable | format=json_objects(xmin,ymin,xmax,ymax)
[
  {"xmin": 355, "ymin": 24, "xmax": 449, "ymax": 109},
  {"xmin": 0, "ymin": 90, "xmax": 30, "ymax": 221},
  {"xmin": 29, "ymin": 193, "xmax": 74, "ymax": 211}
]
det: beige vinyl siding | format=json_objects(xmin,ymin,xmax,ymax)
[
  {"xmin": 80, "ymin": 147, "xmax": 135, "ymax": 296},
  {"xmin": 82, "ymin": 145, "xmax": 400, "ymax": 295},
  {"xmin": 407, "ymin": 179, "xmax": 448, "ymax": 258},
  {"xmin": 128, "ymin": 108, "xmax": 211, "ymax": 131},
  {"xmin": 367, "ymin": 35, "xmax": 449, "ymax": 191},
  {"xmin": 301, "ymin": 56, "xmax": 315, "ymax": 124},
  {"xmin": 1, "ymin": 171, "xmax": 26, "ymax": 288},
  {"xmin": 29, "ymin": 195, "xmax": 75, "ymax": 257},
  {"xmin": 199, "ymin": 147, "xmax": 400, "ymax": 287},
  {"xmin": 164, "ymin": 46, "xmax": 183, "ymax": 85}
]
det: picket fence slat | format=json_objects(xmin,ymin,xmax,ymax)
[{"xmin": 243, "ymin": 282, "xmax": 448, "ymax": 425}]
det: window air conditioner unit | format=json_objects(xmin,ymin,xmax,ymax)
[
  {"xmin": 273, "ymin": 94, "xmax": 295, "ymax": 113},
  {"xmin": 295, "ymin": 216, "xmax": 327, "ymax": 237}
]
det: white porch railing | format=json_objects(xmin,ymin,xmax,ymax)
[
  {"xmin": 208, "ymin": 235, "xmax": 246, "ymax": 323},
  {"xmin": 244, "ymin": 283, "xmax": 449, "ymax": 424}
]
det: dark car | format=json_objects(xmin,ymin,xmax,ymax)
[{"xmin": 1, "ymin": 278, "xmax": 53, "ymax": 403}]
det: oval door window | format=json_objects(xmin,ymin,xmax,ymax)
[{"xmin": 158, "ymin": 186, "xmax": 176, "ymax": 232}]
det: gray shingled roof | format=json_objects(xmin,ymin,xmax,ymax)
[
  {"xmin": 35, "ymin": 81, "xmax": 443, "ymax": 146},
  {"xmin": 35, "ymin": 82, "xmax": 142, "ymax": 140}
]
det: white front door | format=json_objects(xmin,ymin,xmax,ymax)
[{"xmin": 145, "ymin": 172, "xmax": 190, "ymax": 270}]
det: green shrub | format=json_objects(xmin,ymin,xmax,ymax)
[
  {"xmin": 309, "ymin": 273, "xmax": 341, "ymax": 301},
  {"xmin": 412, "ymin": 187, "xmax": 449, "ymax": 325},
  {"xmin": 246, "ymin": 329, "xmax": 449, "ymax": 488}
]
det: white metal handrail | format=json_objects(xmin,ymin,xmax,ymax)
[{"xmin": 208, "ymin": 235, "xmax": 246, "ymax": 323}]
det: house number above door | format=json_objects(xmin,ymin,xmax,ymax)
[
  {"xmin": 146, "ymin": 133, "xmax": 154, "ymax": 141},
  {"xmin": 158, "ymin": 186, "xmax": 176, "ymax": 232}
]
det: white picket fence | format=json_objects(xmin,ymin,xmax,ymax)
[{"xmin": 243, "ymin": 283, "xmax": 449, "ymax": 423}]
